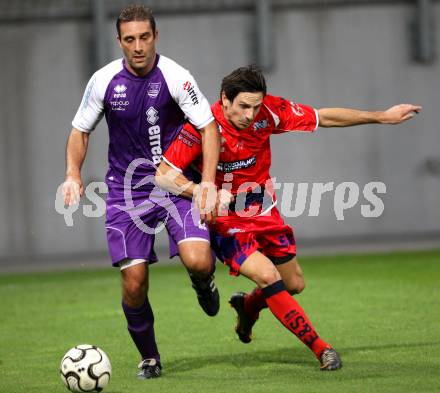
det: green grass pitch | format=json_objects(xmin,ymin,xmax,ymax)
[{"xmin": 1, "ymin": 249, "xmax": 439, "ymax": 393}]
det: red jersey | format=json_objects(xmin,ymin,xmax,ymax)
[
  {"xmin": 163, "ymin": 94, "xmax": 318, "ymax": 197},
  {"xmin": 164, "ymin": 95, "xmax": 318, "ymax": 272}
]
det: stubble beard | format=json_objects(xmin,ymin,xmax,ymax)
[{"xmin": 130, "ymin": 52, "xmax": 155, "ymax": 75}]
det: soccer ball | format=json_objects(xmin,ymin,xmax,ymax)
[{"xmin": 60, "ymin": 344, "xmax": 112, "ymax": 392}]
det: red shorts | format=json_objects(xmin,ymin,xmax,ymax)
[{"xmin": 210, "ymin": 206, "xmax": 296, "ymax": 276}]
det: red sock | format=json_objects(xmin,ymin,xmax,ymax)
[
  {"xmin": 244, "ymin": 287, "xmax": 268, "ymax": 318},
  {"xmin": 262, "ymin": 280, "xmax": 330, "ymax": 358}
]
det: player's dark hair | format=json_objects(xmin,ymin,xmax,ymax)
[
  {"xmin": 116, "ymin": 5, "xmax": 156, "ymax": 37},
  {"xmin": 221, "ymin": 65, "xmax": 267, "ymax": 102}
]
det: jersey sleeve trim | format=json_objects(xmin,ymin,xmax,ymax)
[
  {"xmin": 265, "ymin": 96, "xmax": 318, "ymax": 133},
  {"xmin": 264, "ymin": 104, "xmax": 280, "ymax": 128},
  {"xmin": 196, "ymin": 115, "xmax": 215, "ymax": 130},
  {"xmin": 313, "ymin": 108, "xmax": 319, "ymax": 131},
  {"xmin": 162, "ymin": 156, "xmax": 183, "ymax": 173},
  {"xmin": 72, "ymin": 124, "xmax": 91, "ymax": 133}
]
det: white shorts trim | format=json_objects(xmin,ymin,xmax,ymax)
[
  {"xmin": 106, "ymin": 226, "xmax": 128, "ymax": 258},
  {"xmin": 259, "ymin": 200, "xmax": 278, "ymax": 216},
  {"xmin": 119, "ymin": 258, "xmax": 148, "ymax": 271},
  {"xmin": 177, "ymin": 237, "xmax": 210, "ymax": 245}
]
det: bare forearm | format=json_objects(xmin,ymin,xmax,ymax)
[
  {"xmin": 168, "ymin": 173, "xmax": 197, "ymax": 199},
  {"xmin": 65, "ymin": 128, "xmax": 89, "ymax": 178},
  {"xmin": 62, "ymin": 128, "xmax": 89, "ymax": 205},
  {"xmin": 155, "ymin": 161, "xmax": 197, "ymax": 199},
  {"xmin": 318, "ymin": 108, "xmax": 383, "ymax": 127},
  {"xmin": 156, "ymin": 161, "xmax": 234, "ymax": 222},
  {"xmin": 199, "ymin": 120, "xmax": 220, "ymax": 183},
  {"xmin": 318, "ymin": 104, "xmax": 421, "ymax": 128}
]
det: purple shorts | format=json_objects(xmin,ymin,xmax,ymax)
[{"xmin": 105, "ymin": 186, "xmax": 210, "ymax": 266}]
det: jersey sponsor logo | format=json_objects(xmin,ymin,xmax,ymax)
[
  {"xmin": 178, "ymin": 134, "xmax": 194, "ymax": 147},
  {"xmin": 180, "ymin": 129, "xmax": 201, "ymax": 145},
  {"xmin": 113, "ymin": 84, "xmax": 127, "ymax": 98},
  {"xmin": 178, "ymin": 129, "xmax": 201, "ymax": 148},
  {"xmin": 182, "ymin": 81, "xmax": 199, "ymax": 105},
  {"xmin": 114, "ymin": 84, "xmax": 127, "ymax": 93},
  {"xmin": 146, "ymin": 107, "xmax": 159, "ymax": 125},
  {"xmin": 146, "ymin": 109, "xmax": 162, "ymax": 164},
  {"xmin": 148, "ymin": 125, "xmax": 162, "ymax": 164},
  {"xmin": 217, "ymin": 156, "xmax": 256, "ymax": 173},
  {"xmin": 110, "ymin": 100, "xmax": 130, "ymax": 111},
  {"xmin": 290, "ymin": 102, "xmax": 304, "ymax": 116},
  {"xmin": 147, "ymin": 82, "xmax": 161, "ymax": 98},
  {"xmin": 253, "ymin": 119, "xmax": 268, "ymax": 131}
]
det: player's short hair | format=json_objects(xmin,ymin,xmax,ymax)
[
  {"xmin": 221, "ymin": 65, "xmax": 267, "ymax": 102},
  {"xmin": 116, "ymin": 5, "xmax": 156, "ymax": 37}
]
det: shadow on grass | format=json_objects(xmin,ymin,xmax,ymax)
[
  {"xmin": 164, "ymin": 340, "xmax": 440, "ymax": 376},
  {"xmin": 165, "ymin": 347, "xmax": 315, "ymax": 374},
  {"xmin": 340, "ymin": 340, "xmax": 440, "ymax": 354}
]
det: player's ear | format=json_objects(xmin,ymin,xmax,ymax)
[
  {"xmin": 221, "ymin": 91, "xmax": 229, "ymax": 107},
  {"xmin": 117, "ymin": 35, "xmax": 122, "ymax": 49}
]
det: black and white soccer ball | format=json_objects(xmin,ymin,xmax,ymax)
[{"xmin": 60, "ymin": 344, "xmax": 112, "ymax": 392}]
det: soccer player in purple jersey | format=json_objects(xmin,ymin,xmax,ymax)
[{"xmin": 61, "ymin": 5, "xmax": 220, "ymax": 379}]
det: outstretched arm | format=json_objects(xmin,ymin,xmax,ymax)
[
  {"xmin": 62, "ymin": 128, "xmax": 89, "ymax": 206},
  {"xmin": 318, "ymin": 104, "xmax": 421, "ymax": 127}
]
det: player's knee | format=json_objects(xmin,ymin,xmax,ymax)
[
  {"xmin": 256, "ymin": 267, "xmax": 281, "ymax": 288},
  {"xmin": 186, "ymin": 259, "xmax": 212, "ymax": 276},
  {"xmin": 182, "ymin": 251, "xmax": 213, "ymax": 276},
  {"xmin": 123, "ymin": 279, "xmax": 147, "ymax": 304},
  {"xmin": 286, "ymin": 279, "xmax": 305, "ymax": 295},
  {"xmin": 296, "ymin": 277, "xmax": 306, "ymax": 293},
  {"xmin": 296, "ymin": 279, "xmax": 306, "ymax": 294}
]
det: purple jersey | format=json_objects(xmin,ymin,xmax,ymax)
[{"xmin": 72, "ymin": 55, "xmax": 213, "ymax": 189}]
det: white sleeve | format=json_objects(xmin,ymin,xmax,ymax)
[
  {"xmin": 71, "ymin": 73, "xmax": 104, "ymax": 133},
  {"xmin": 158, "ymin": 56, "xmax": 214, "ymax": 129},
  {"xmin": 72, "ymin": 59, "xmax": 123, "ymax": 133}
]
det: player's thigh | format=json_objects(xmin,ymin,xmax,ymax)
[
  {"xmin": 165, "ymin": 195, "xmax": 211, "ymax": 264},
  {"xmin": 120, "ymin": 260, "xmax": 149, "ymax": 306},
  {"xmin": 275, "ymin": 257, "xmax": 305, "ymax": 294},
  {"xmin": 106, "ymin": 189, "xmax": 160, "ymax": 266},
  {"xmin": 240, "ymin": 251, "xmax": 282, "ymax": 288},
  {"xmin": 178, "ymin": 240, "xmax": 213, "ymax": 275}
]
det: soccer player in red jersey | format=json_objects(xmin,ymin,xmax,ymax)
[{"xmin": 156, "ymin": 65, "xmax": 421, "ymax": 370}]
